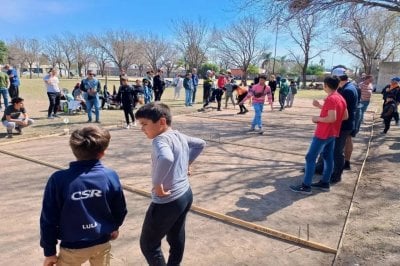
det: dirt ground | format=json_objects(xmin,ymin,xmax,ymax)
[{"xmin": 0, "ymin": 97, "xmax": 399, "ymax": 265}]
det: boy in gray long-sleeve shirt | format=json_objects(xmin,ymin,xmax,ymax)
[{"xmin": 135, "ymin": 102, "xmax": 206, "ymax": 266}]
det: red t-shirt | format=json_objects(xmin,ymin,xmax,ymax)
[{"xmin": 314, "ymin": 92, "xmax": 347, "ymax": 139}]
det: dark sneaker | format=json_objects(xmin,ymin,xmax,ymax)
[
  {"xmin": 248, "ymin": 128, "xmax": 255, "ymax": 132},
  {"xmin": 243, "ymin": 109, "xmax": 249, "ymax": 114},
  {"xmin": 290, "ymin": 184, "xmax": 312, "ymax": 195},
  {"xmin": 237, "ymin": 111, "xmax": 244, "ymax": 115},
  {"xmin": 6, "ymin": 134, "xmax": 13, "ymax": 139},
  {"xmin": 311, "ymin": 181, "xmax": 330, "ymax": 191},
  {"xmin": 95, "ymin": 120, "xmax": 101, "ymax": 123},
  {"xmin": 15, "ymin": 127, "xmax": 22, "ymax": 135},
  {"xmin": 87, "ymin": 120, "xmax": 92, "ymax": 123},
  {"xmin": 343, "ymin": 161, "xmax": 351, "ymax": 170},
  {"xmin": 53, "ymin": 114, "xmax": 61, "ymax": 118},
  {"xmin": 330, "ymin": 178, "xmax": 341, "ymax": 184}
]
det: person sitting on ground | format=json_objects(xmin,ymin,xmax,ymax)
[
  {"xmin": 1, "ymin": 97, "xmax": 34, "ymax": 138},
  {"xmin": 72, "ymin": 82, "xmax": 86, "ymax": 110}
]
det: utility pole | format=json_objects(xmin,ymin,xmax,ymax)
[{"xmin": 272, "ymin": 17, "xmax": 279, "ymax": 74}]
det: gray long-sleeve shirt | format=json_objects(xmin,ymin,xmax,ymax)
[{"xmin": 151, "ymin": 129, "xmax": 206, "ymax": 204}]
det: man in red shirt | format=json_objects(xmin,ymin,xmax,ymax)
[{"xmin": 290, "ymin": 76, "xmax": 348, "ymax": 194}]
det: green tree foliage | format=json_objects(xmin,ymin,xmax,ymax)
[
  {"xmin": 306, "ymin": 64, "xmax": 325, "ymax": 75},
  {"xmin": 0, "ymin": 40, "xmax": 8, "ymax": 64},
  {"xmin": 199, "ymin": 62, "xmax": 219, "ymax": 77},
  {"xmin": 247, "ymin": 64, "xmax": 259, "ymax": 75}
]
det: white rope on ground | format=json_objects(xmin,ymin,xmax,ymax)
[
  {"xmin": 331, "ymin": 111, "xmax": 377, "ymax": 265},
  {"xmin": 0, "ymin": 148, "xmax": 337, "ymax": 254}
]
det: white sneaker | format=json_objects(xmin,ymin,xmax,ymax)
[
  {"xmin": 125, "ymin": 124, "xmax": 130, "ymax": 129},
  {"xmin": 133, "ymin": 121, "xmax": 137, "ymax": 127}
]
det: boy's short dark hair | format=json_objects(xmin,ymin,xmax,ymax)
[
  {"xmin": 69, "ymin": 126, "xmax": 111, "ymax": 160},
  {"xmin": 135, "ymin": 102, "xmax": 172, "ymax": 126},
  {"xmin": 11, "ymin": 97, "xmax": 24, "ymax": 104},
  {"xmin": 258, "ymin": 74, "xmax": 267, "ymax": 80},
  {"xmin": 324, "ymin": 76, "xmax": 340, "ymax": 90}
]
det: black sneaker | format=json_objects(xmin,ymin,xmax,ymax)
[
  {"xmin": 15, "ymin": 127, "xmax": 22, "ymax": 134},
  {"xmin": 6, "ymin": 134, "xmax": 13, "ymax": 138},
  {"xmin": 237, "ymin": 111, "xmax": 244, "ymax": 115},
  {"xmin": 290, "ymin": 184, "xmax": 312, "ymax": 195},
  {"xmin": 343, "ymin": 161, "xmax": 351, "ymax": 170},
  {"xmin": 330, "ymin": 178, "xmax": 341, "ymax": 184},
  {"xmin": 311, "ymin": 181, "xmax": 330, "ymax": 191}
]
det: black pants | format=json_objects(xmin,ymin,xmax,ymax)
[
  {"xmin": 9, "ymin": 84, "xmax": 19, "ymax": 99},
  {"xmin": 192, "ymin": 86, "xmax": 197, "ymax": 103},
  {"xmin": 140, "ymin": 188, "xmax": 193, "ymax": 266},
  {"xmin": 203, "ymin": 86, "xmax": 211, "ymax": 106},
  {"xmin": 383, "ymin": 117, "xmax": 392, "ymax": 133},
  {"xmin": 237, "ymin": 93, "xmax": 248, "ymax": 113},
  {"xmin": 154, "ymin": 88, "xmax": 164, "ymax": 101},
  {"xmin": 47, "ymin": 92, "xmax": 61, "ymax": 116},
  {"xmin": 122, "ymin": 105, "xmax": 135, "ymax": 124},
  {"xmin": 316, "ymin": 129, "xmax": 352, "ymax": 181}
]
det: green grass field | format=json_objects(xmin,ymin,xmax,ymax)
[{"xmin": 1, "ymin": 77, "xmax": 330, "ymax": 139}]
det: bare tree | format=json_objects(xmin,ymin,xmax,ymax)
[
  {"xmin": 337, "ymin": 9, "xmax": 400, "ymax": 74},
  {"xmin": 58, "ymin": 33, "xmax": 77, "ymax": 78},
  {"xmin": 91, "ymin": 46, "xmax": 110, "ymax": 77},
  {"xmin": 172, "ymin": 18, "xmax": 209, "ymax": 70},
  {"xmin": 287, "ymin": 14, "xmax": 326, "ymax": 88},
  {"xmin": 237, "ymin": 0, "xmax": 400, "ymax": 22},
  {"xmin": 7, "ymin": 38, "xmax": 26, "ymax": 73},
  {"xmin": 90, "ymin": 30, "xmax": 139, "ymax": 72},
  {"xmin": 70, "ymin": 34, "xmax": 92, "ymax": 77},
  {"xmin": 212, "ymin": 17, "xmax": 265, "ymax": 84},
  {"xmin": 142, "ymin": 34, "xmax": 171, "ymax": 71},
  {"xmin": 24, "ymin": 38, "xmax": 42, "ymax": 78},
  {"xmin": 44, "ymin": 36, "xmax": 64, "ymax": 75}
]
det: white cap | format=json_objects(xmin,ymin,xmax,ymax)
[{"xmin": 331, "ymin": 68, "xmax": 347, "ymax": 77}]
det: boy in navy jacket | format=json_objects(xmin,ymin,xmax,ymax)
[{"xmin": 40, "ymin": 126, "xmax": 127, "ymax": 266}]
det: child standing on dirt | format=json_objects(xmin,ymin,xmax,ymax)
[
  {"xmin": 239, "ymin": 74, "xmax": 273, "ymax": 134},
  {"xmin": 117, "ymin": 76, "xmax": 137, "ymax": 128},
  {"xmin": 135, "ymin": 102, "xmax": 206, "ymax": 266},
  {"xmin": 40, "ymin": 126, "xmax": 127, "ymax": 266},
  {"xmin": 290, "ymin": 76, "xmax": 348, "ymax": 194}
]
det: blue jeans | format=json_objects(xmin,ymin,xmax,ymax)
[
  {"xmin": 251, "ymin": 102, "xmax": 264, "ymax": 129},
  {"xmin": 360, "ymin": 100, "xmax": 369, "ymax": 123},
  {"xmin": 85, "ymin": 95, "xmax": 100, "ymax": 122},
  {"xmin": 0, "ymin": 88, "xmax": 9, "ymax": 108},
  {"xmin": 192, "ymin": 85, "xmax": 197, "ymax": 103},
  {"xmin": 140, "ymin": 188, "xmax": 193, "ymax": 266},
  {"xmin": 185, "ymin": 89, "xmax": 192, "ymax": 106},
  {"xmin": 303, "ymin": 136, "xmax": 335, "ymax": 186}
]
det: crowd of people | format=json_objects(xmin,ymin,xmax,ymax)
[{"xmin": 1, "ymin": 62, "xmax": 399, "ymax": 265}]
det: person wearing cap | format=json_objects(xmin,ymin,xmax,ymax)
[
  {"xmin": 316, "ymin": 66, "xmax": 358, "ymax": 184},
  {"xmin": 199, "ymin": 70, "xmax": 214, "ymax": 111},
  {"xmin": 382, "ymin": 77, "xmax": 400, "ymax": 125},
  {"xmin": 0, "ymin": 65, "xmax": 9, "ymax": 110},
  {"xmin": 43, "ymin": 68, "xmax": 62, "ymax": 119},
  {"xmin": 80, "ymin": 70, "xmax": 102, "ymax": 123},
  {"xmin": 4, "ymin": 64, "xmax": 20, "ymax": 99}
]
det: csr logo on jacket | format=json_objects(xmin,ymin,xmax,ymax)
[{"xmin": 71, "ymin": 189, "xmax": 102, "ymax": 200}]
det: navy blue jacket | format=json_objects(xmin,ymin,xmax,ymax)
[
  {"xmin": 338, "ymin": 82, "xmax": 359, "ymax": 131},
  {"xmin": 40, "ymin": 160, "xmax": 127, "ymax": 257}
]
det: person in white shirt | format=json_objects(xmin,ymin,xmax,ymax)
[{"xmin": 43, "ymin": 68, "xmax": 61, "ymax": 119}]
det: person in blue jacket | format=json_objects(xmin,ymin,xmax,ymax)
[{"xmin": 40, "ymin": 125, "xmax": 127, "ymax": 266}]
